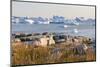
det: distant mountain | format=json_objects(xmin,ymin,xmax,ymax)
[
  {"xmin": 12, "ymin": 16, "xmax": 30, "ymax": 24},
  {"xmin": 75, "ymin": 17, "xmax": 95, "ymax": 22},
  {"xmin": 12, "ymin": 16, "xmax": 95, "ymax": 25}
]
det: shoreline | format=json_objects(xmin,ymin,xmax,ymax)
[
  {"xmin": 11, "ymin": 32, "xmax": 96, "ymax": 65},
  {"xmin": 11, "ymin": 32, "xmax": 96, "ymax": 47}
]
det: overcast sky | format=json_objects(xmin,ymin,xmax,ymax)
[{"xmin": 12, "ymin": 1, "xmax": 95, "ymax": 19}]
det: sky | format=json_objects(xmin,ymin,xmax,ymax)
[{"xmin": 12, "ymin": 1, "xmax": 95, "ymax": 19}]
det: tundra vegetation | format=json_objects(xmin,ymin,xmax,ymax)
[{"xmin": 11, "ymin": 33, "xmax": 96, "ymax": 66}]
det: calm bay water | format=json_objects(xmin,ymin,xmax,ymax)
[{"xmin": 12, "ymin": 24, "xmax": 95, "ymax": 38}]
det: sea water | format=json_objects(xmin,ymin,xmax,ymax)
[{"xmin": 12, "ymin": 24, "xmax": 95, "ymax": 38}]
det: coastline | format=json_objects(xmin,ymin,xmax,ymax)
[{"xmin": 11, "ymin": 32, "xmax": 96, "ymax": 65}]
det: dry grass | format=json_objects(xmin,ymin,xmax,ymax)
[{"xmin": 11, "ymin": 42, "xmax": 96, "ymax": 66}]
